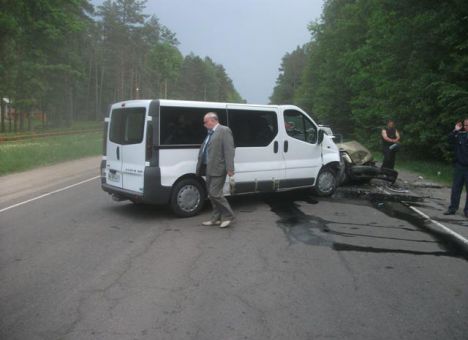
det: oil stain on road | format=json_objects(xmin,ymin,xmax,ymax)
[{"xmin": 264, "ymin": 191, "xmax": 467, "ymax": 260}]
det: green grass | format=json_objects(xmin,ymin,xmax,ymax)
[
  {"xmin": 372, "ymin": 152, "xmax": 452, "ymax": 185},
  {"xmin": 0, "ymin": 131, "xmax": 102, "ymax": 175},
  {"xmin": 0, "ymin": 120, "xmax": 102, "ymax": 137},
  {"xmin": 395, "ymin": 158, "xmax": 452, "ymax": 186}
]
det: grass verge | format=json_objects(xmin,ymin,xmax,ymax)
[
  {"xmin": 373, "ymin": 152, "xmax": 452, "ymax": 186},
  {"xmin": 0, "ymin": 120, "xmax": 102, "ymax": 137},
  {"xmin": 0, "ymin": 131, "xmax": 102, "ymax": 176}
]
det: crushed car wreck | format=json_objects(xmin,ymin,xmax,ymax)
[{"xmin": 337, "ymin": 140, "xmax": 398, "ymax": 184}]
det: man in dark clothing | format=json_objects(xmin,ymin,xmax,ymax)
[
  {"xmin": 381, "ymin": 119, "xmax": 400, "ymax": 169},
  {"xmin": 445, "ymin": 119, "xmax": 468, "ymax": 217}
]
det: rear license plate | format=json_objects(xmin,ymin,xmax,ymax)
[{"xmin": 108, "ymin": 172, "xmax": 120, "ymax": 182}]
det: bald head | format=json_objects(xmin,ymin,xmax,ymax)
[{"xmin": 203, "ymin": 112, "xmax": 219, "ymax": 129}]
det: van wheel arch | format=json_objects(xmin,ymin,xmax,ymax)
[
  {"xmin": 314, "ymin": 163, "xmax": 339, "ymax": 197},
  {"xmin": 170, "ymin": 175, "xmax": 207, "ymax": 217}
]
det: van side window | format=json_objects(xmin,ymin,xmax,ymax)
[
  {"xmin": 110, "ymin": 107, "xmax": 146, "ymax": 145},
  {"xmin": 160, "ymin": 107, "xmax": 227, "ymax": 145},
  {"xmin": 284, "ymin": 110, "xmax": 317, "ymax": 144},
  {"xmin": 228, "ymin": 109, "xmax": 277, "ymax": 147}
]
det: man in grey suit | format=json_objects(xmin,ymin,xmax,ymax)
[{"xmin": 196, "ymin": 112, "xmax": 235, "ymax": 228}]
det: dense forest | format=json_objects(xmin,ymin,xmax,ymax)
[
  {"xmin": 271, "ymin": 0, "xmax": 468, "ymax": 160},
  {"xmin": 0, "ymin": 0, "xmax": 242, "ymax": 132}
]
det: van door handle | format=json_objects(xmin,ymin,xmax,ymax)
[
  {"xmin": 274, "ymin": 141, "xmax": 278, "ymax": 153},
  {"xmin": 284, "ymin": 140, "xmax": 288, "ymax": 153},
  {"xmin": 116, "ymin": 146, "xmax": 120, "ymax": 160}
]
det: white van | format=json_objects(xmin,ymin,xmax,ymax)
[{"xmin": 101, "ymin": 99, "xmax": 341, "ymax": 216}]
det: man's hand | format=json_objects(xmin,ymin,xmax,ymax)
[
  {"xmin": 455, "ymin": 122, "xmax": 463, "ymax": 131},
  {"xmin": 227, "ymin": 171, "xmax": 234, "ymax": 177}
]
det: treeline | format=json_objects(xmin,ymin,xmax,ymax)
[
  {"xmin": 271, "ymin": 0, "xmax": 468, "ymax": 160},
  {"xmin": 0, "ymin": 0, "xmax": 242, "ymax": 132}
]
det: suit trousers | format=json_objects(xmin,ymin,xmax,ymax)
[
  {"xmin": 448, "ymin": 163, "xmax": 468, "ymax": 213},
  {"xmin": 206, "ymin": 175, "xmax": 234, "ymax": 221}
]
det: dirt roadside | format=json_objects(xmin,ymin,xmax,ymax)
[{"xmin": 0, "ymin": 156, "xmax": 101, "ymax": 207}]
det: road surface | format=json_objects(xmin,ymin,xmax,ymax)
[{"xmin": 1, "ymin": 156, "xmax": 467, "ymax": 340}]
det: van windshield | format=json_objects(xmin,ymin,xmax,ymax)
[{"xmin": 109, "ymin": 107, "xmax": 146, "ymax": 145}]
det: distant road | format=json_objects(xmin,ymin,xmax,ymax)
[{"xmin": 1, "ymin": 158, "xmax": 467, "ymax": 339}]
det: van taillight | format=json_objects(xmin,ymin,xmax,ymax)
[
  {"xmin": 146, "ymin": 123, "xmax": 153, "ymax": 161},
  {"xmin": 102, "ymin": 121, "xmax": 108, "ymax": 155}
]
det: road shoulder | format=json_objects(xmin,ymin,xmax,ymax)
[{"xmin": 0, "ymin": 156, "xmax": 101, "ymax": 208}]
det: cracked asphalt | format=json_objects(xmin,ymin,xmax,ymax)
[{"xmin": 1, "ymin": 157, "xmax": 467, "ymax": 340}]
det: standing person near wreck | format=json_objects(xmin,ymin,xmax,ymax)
[
  {"xmin": 445, "ymin": 119, "xmax": 468, "ymax": 217},
  {"xmin": 381, "ymin": 119, "xmax": 401, "ymax": 170}
]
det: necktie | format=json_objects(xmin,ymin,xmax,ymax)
[{"xmin": 202, "ymin": 129, "xmax": 214, "ymax": 164}]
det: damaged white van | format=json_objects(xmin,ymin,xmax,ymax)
[{"xmin": 101, "ymin": 99, "xmax": 341, "ymax": 216}]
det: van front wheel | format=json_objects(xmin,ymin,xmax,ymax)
[
  {"xmin": 314, "ymin": 167, "xmax": 337, "ymax": 197},
  {"xmin": 170, "ymin": 179, "xmax": 205, "ymax": 217}
]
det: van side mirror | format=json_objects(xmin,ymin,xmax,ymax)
[{"xmin": 318, "ymin": 129, "xmax": 325, "ymax": 144}]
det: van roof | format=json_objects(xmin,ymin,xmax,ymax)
[{"xmin": 113, "ymin": 99, "xmax": 300, "ymax": 111}]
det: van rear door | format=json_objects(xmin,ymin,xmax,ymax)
[{"xmin": 107, "ymin": 106, "xmax": 147, "ymax": 193}]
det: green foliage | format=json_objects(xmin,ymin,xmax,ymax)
[
  {"xmin": 272, "ymin": 0, "xmax": 468, "ymax": 161},
  {"xmin": 175, "ymin": 54, "xmax": 242, "ymax": 102},
  {"xmin": 270, "ymin": 45, "xmax": 307, "ymax": 105},
  {"xmin": 0, "ymin": 0, "xmax": 243, "ymax": 133}
]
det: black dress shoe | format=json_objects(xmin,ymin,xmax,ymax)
[
  {"xmin": 464, "ymin": 211, "xmax": 468, "ymax": 218},
  {"xmin": 443, "ymin": 210, "xmax": 456, "ymax": 215}
]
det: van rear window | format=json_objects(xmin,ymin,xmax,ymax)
[{"xmin": 109, "ymin": 107, "xmax": 146, "ymax": 145}]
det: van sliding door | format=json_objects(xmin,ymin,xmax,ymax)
[{"xmin": 227, "ymin": 105, "xmax": 285, "ymax": 194}]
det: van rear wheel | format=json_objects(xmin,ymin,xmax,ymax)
[
  {"xmin": 314, "ymin": 167, "xmax": 337, "ymax": 197},
  {"xmin": 170, "ymin": 179, "xmax": 205, "ymax": 217}
]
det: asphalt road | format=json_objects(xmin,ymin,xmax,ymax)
[{"xmin": 1, "ymin": 157, "xmax": 467, "ymax": 340}]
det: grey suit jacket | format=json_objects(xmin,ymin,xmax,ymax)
[{"xmin": 196, "ymin": 124, "xmax": 235, "ymax": 176}]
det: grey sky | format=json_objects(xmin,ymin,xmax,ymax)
[
  {"xmin": 146, "ymin": 0, "xmax": 324, "ymax": 104},
  {"xmin": 94, "ymin": 0, "xmax": 324, "ymax": 104}
]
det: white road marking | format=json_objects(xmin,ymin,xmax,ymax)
[
  {"xmin": 408, "ymin": 205, "xmax": 468, "ymax": 247},
  {"xmin": 0, "ymin": 176, "xmax": 100, "ymax": 213}
]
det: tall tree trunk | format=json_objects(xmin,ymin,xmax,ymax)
[
  {"xmin": 13, "ymin": 111, "xmax": 17, "ymax": 132},
  {"xmin": 27, "ymin": 111, "xmax": 31, "ymax": 131},
  {"xmin": 1, "ymin": 96, "xmax": 5, "ymax": 133},
  {"xmin": 87, "ymin": 49, "xmax": 94, "ymax": 118},
  {"xmin": 98, "ymin": 67, "xmax": 105, "ymax": 119},
  {"xmin": 19, "ymin": 110, "xmax": 23, "ymax": 131},
  {"xmin": 8, "ymin": 105, "xmax": 12, "ymax": 132},
  {"xmin": 95, "ymin": 58, "xmax": 99, "ymax": 120},
  {"xmin": 68, "ymin": 87, "xmax": 74, "ymax": 126}
]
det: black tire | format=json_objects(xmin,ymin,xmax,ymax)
[
  {"xmin": 170, "ymin": 178, "xmax": 206, "ymax": 217},
  {"xmin": 314, "ymin": 167, "xmax": 337, "ymax": 197}
]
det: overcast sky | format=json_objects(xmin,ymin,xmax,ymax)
[{"xmin": 95, "ymin": 0, "xmax": 324, "ymax": 104}]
